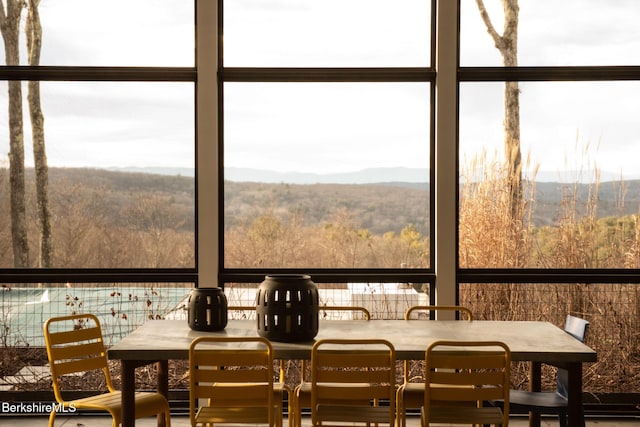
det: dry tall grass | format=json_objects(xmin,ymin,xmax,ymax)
[{"xmin": 459, "ymin": 152, "xmax": 639, "ymax": 394}]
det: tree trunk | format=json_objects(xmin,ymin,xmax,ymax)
[
  {"xmin": 1, "ymin": 0, "xmax": 29, "ymax": 267},
  {"xmin": 475, "ymin": 0, "xmax": 522, "ymax": 220},
  {"xmin": 27, "ymin": 0, "xmax": 52, "ymax": 267}
]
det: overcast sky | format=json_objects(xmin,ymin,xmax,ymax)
[{"xmin": 1, "ymin": 0, "xmax": 639, "ymax": 182}]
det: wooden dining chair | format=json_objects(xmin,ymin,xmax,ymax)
[
  {"xmin": 290, "ymin": 306, "xmax": 371, "ymax": 427},
  {"xmin": 420, "ymin": 340, "xmax": 511, "ymax": 426},
  {"xmin": 501, "ymin": 315, "xmax": 589, "ymax": 427},
  {"xmin": 43, "ymin": 313, "xmax": 171, "ymax": 427},
  {"xmin": 396, "ymin": 305, "xmax": 473, "ymax": 427},
  {"xmin": 309, "ymin": 338, "xmax": 396, "ymax": 427},
  {"xmin": 189, "ymin": 336, "xmax": 281, "ymax": 427}
]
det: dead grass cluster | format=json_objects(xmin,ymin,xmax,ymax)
[{"xmin": 459, "ymin": 153, "xmax": 639, "ymax": 394}]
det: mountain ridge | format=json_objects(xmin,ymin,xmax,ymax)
[{"xmin": 106, "ymin": 166, "xmax": 636, "ymax": 184}]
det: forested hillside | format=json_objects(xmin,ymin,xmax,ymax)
[
  {"xmin": 3, "ymin": 167, "xmax": 640, "ymax": 269},
  {"xmin": 8, "ymin": 167, "xmax": 640, "ymax": 236},
  {"xmin": 224, "ymin": 181, "xmax": 430, "ymax": 235}
]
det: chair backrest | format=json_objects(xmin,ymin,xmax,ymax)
[
  {"xmin": 557, "ymin": 315, "xmax": 589, "ymax": 397},
  {"xmin": 229, "ymin": 305, "xmax": 371, "ymax": 321},
  {"xmin": 43, "ymin": 314, "xmax": 115, "ymax": 403},
  {"xmin": 403, "ymin": 306, "xmax": 473, "ymax": 383},
  {"xmin": 320, "ymin": 305, "xmax": 371, "ymax": 320},
  {"xmin": 310, "ymin": 339, "xmax": 396, "ymax": 425},
  {"xmin": 189, "ymin": 336, "xmax": 274, "ymax": 425},
  {"xmin": 564, "ymin": 314, "xmax": 589, "ymax": 341},
  {"xmin": 405, "ymin": 305, "xmax": 473, "ymax": 321},
  {"xmin": 423, "ymin": 340, "xmax": 510, "ymax": 425},
  {"xmin": 295, "ymin": 306, "xmax": 370, "ymax": 381}
]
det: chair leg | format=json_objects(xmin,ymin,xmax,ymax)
[
  {"xmin": 559, "ymin": 410, "xmax": 568, "ymax": 427},
  {"xmin": 48, "ymin": 411, "xmax": 56, "ymax": 427},
  {"xmin": 293, "ymin": 390, "xmax": 303, "ymax": 427},
  {"xmin": 395, "ymin": 389, "xmax": 405, "ymax": 427}
]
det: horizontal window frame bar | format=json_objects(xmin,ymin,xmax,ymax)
[
  {"xmin": 220, "ymin": 268, "xmax": 434, "ymax": 284},
  {"xmin": 459, "ymin": 66, "xmax": 640, "ymax": 82},
  {"xmin": 0, "ymin": 66, "xmax": 197, "ymax": 81},
  {"xmin": 220, "ymin": 67, "xmax": 435, "ymax": 82},
  {"xmin": 0, "ymin": 268, "xmax": 197, "ymax": 284},
  {"xmin": 460, "ymin": 268, "xmax": 640, "ymax": 284}
]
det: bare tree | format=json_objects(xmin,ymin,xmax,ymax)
[
  {"xmin": 26, "ymin": 0, "xmax": 52, "ymax": 267},
  {"xmin": 0, "ymin": 0, "xmax": 28, "ymax": 267},
  {"xmin": 475, "ymin": 0, "xmax": 522, "ymax": 219}
]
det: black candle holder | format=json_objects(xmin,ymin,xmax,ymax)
[
  {"xmin": 256, "ymin": 274, "xmax": 319, "ymax": 342},
  {"xmin": 187, "ymin": 287, "xmax": 228, "ymax": 331}
]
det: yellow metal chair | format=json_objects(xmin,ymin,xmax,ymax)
[
  {"xmin": 290, "ymin": 306, "xmax": 371, "ymax": 427},
  {"xmin": 396, "ymin": 305, "xmax": 473, "ymax": 427},
  {"xmin": 420, "ymin": 340, "xmax": 511, "ymax": 426},
  {"xmin": 43, "ymin": 313, "xmax": 171, "ymax": 427},
  {"xmin": 309, "ymin": 338, "xmax": 396, "ymax": 427},
  {"xmin": 189, "ymin": 336, "xmax": 280, "ymax": 427},
  {"xmin": 228, "ymin": 305, "xmax": 292, "ymax": 426}
]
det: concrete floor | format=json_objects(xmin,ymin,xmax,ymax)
[{"xmin": 1, "ymin": 414, "xmax": 639, "ymax": 427}]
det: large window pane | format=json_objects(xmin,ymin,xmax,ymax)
[
  {"xmin": 0, "ymin": 82, "xmax": 195, "ymax": 268},
  {"xmin": 223, "ymin": 0, "xmax": 431, "ymax": 67},
  {"xmin": 2, "ymin": 0, "xmax": 195, "ymax": 66},
  {"xmin": 223, "ymin": 82, "xmax": 430, "ymax": 269},
  {"xmin": 460, "ymin": 0, "xmax": 640, "ymax": 66},
  {"xmin": 459, "ymin": 81, "xmax": 640, "ymax": 268}
]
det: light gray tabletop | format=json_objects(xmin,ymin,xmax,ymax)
[{"xmin": 108, "ymin": 319, "xmax": 596, "ymax": 364}]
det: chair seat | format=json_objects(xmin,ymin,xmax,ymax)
[
  {"xmin": 421, "ymin": 405, "xmax": 505, "ymax": 425},
  {"xmin": 509, "ymin": 389, "xmax": 568, "ymax": 410},
  {"xmin": 398, "ymin": 382, "xmax": 478, "ymax": 409},
  {"xmin": 397, "ymin": 382, "xmax": 424, "ymax": 405},
  {"xmin": 70, "ymin": 391, "xmax": 169, "ymax": 420},
  {"xmin": 196, "ymin": 406, "xmax": 272, "ymax": 424},
  {"xmin": 294, "ymin": 381, "xmax": 373, "ymax": 427},
  {"xmin": 316, "ymin": 404, "xmax": 392, "ymax": 424}
]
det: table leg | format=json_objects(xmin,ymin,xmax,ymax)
[
  {"xmin": 528, "ymin": 361, "xmax": 541, "ymax": 427},
  {"xmin": 157, "ymin": 360, "xmax": 169, "ymax": 427},
  {"xmin": 121, "ymin": 360, "xmax": 137, "ymax": 427},
  {"xmin": 566, "ymin": 362, "xmax": 585, "ymax": 427}
]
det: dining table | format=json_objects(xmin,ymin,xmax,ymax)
[{"xmin": 107, "ymin": 318, "xmax": 596, "ymax": 427}]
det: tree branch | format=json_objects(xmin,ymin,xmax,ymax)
[{"xmin": 475, "ymin": 0, "xmax": 504, "ymax": 50}]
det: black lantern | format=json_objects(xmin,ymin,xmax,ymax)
[
  {"xmin": 187, "ymin": 287, "xmax": 228, "ymax": 331},
  {"xmin": 256, "ymin": 274, "xmax": 319, "ymax": 342}
]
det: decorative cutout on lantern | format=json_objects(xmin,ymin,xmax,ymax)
[
  {"xmin": 256, "ymin": 274, "xmax": 319, "ymax": 342},
  {"xmin": 187, "ymin": 287, "xmax": 228, "ymax": 331}
]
